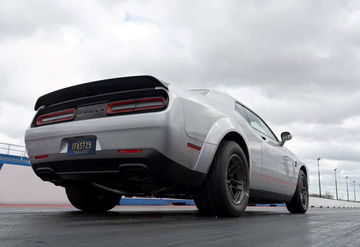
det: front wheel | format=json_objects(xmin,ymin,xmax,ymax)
[
  {"xmin": 286, "ymin": 170, "xmax": 309, "ymax": 214},
  {"xmin": 66, "ymin": 184, "xmax": 121, "ymax": 213},
  {"xmin": 194, "ymin": 141, "xmax": 250, "ymax": 217}
]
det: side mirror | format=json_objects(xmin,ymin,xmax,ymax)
[{"xmin": 280, "ymin": 131, "xmax": 292, "ymax": 146}]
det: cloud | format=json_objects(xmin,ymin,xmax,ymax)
[{"xmin": 0, "ymin": 0, "xmax": 359, "ymax": 200}]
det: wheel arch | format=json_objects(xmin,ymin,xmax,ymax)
[
  {"xmin": 193, "ymin": 117, "xmax": 250, "ymax": 175},
  {"xmin": 221, "ymin": 131, "xmax": 250, "ymax": 166},
  {"xmin": 300, "ymin": 165, "xmax": 308, "ymax": 178}
]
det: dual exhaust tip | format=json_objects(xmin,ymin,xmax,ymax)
[{"xmin": 35, "ymin": 163, "xmax": 151, "ymax": 182}]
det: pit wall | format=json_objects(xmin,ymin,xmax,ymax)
[
  {"xmin": 0, "ymin": 163, "xmax": 69, "ymax": 204},
  {"xmin": 309, "ymin": 197, "xmax": 360, "ymax": 208}
]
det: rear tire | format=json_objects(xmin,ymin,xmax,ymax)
[
  {"xmin": 286, "ymin": 170, "xmax": 309, "ymax": 214},
  {"xmin": 194, "ymin": 141, "xmax": 249, "ymax": 217},
  {"xmin": 66, "ymin": 184, "xmax": 120, "ymax": 213}
]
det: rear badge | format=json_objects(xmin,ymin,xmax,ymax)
[{"xmin": 67, "ymin": 138, "xmax": 96, "ymax": 156}]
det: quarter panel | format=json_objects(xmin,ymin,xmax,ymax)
[{"xmin": 181, "ymin": 98, "xmax": 225, "ymax": 142}]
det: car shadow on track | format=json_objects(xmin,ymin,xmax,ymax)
[{"xmin": 56, "ymin": 206, "xmax": 292, "ymax": 224}]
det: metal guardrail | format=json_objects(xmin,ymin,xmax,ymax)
[{"xmin": 0, "ymin": 142, "xmax": 28, "ymax": 158}]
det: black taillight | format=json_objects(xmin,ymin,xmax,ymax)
[
  {"xmin": 36, "ymin": 109, "xmax": 76, "ymax": 126},
  {"xmin": 106, "ymin": 97, "xmax": 166, "ymax": 115}
]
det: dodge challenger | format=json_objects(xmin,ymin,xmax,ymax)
[{"xmin": 25, "ymin": 75, "xmax": 308, "ymax": 216}]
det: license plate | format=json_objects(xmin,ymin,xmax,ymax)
[{"xmin": 67, "ymin": 138, "xmax": 96, "ymax": 156}]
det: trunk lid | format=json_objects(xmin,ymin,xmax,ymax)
[{"xmin": 35, "ymin": 75, "xmax": 168, "ymax": 110}]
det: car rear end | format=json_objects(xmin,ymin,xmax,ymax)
[{"xmin": 25, "ymin": 76, "xmax": 206, "ymax": 198}]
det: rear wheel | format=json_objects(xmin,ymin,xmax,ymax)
[
  {"xmin": 286, "ymin": 170, "xmax": 308, "ymax": 214},
  {"xmin": 194, "ymin": 141, "xmax": 249, "ymax": 217},
  {"xmin": 66, "ymin": 184, "xmax": 121, "ymax": 212}
]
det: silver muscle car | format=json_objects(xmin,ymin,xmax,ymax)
[{"xmin": 25, "ymin": 75, "xmax": 308, "ymax": 216}]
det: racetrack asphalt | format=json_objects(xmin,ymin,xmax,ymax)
[{"xmin": 1, "ymin": 205, "xmax": 360, "ymax": 247}]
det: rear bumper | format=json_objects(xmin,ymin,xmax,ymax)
[
  {"xmin": 26, "ymin": 111, "xmax": 169, "ymax": 159},
  {"xmin": 32, "ymin": 149, "xmax": 206, "ymax": 188}
]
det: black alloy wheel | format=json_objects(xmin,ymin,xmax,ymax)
[
  {"xmin": 286, "ymin": 170, "xmax": 309, "ymax": 214},
  {"xmin": 299, "ymin": 173, "xmax": 308, "ymax": 207},
  {"xmin": 226, "ymin": 154, "xmax": 247, "ymax": 205}
]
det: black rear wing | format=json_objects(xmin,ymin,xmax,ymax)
[{"xmin": 34, "ymin": 75, "xmax": 168, "ymax": 110}]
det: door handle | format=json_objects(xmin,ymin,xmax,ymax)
[{"xmin": 260, "ymin": 135, "xmax": 266, "ymax": 140}]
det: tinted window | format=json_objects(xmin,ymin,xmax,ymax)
[
  {"xmin": 235, "ymin": 103, "xmax": 248, "ymax": 120},
  {"xmin": 243, "ymin": 108, "xmax": 278, "ymax": 141}
]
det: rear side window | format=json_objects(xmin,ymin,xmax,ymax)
[
  {"xmin": 242, "ymin": 107, "xmax": 278, "ymax": 141},
  {"xmin": 235, "ymin": 103, "xmax": 248, "ymax": 120}
]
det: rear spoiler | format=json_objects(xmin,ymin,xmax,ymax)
[{"xmin": 34, "ymin": 75, "xmax": 168, "ymax": 110}]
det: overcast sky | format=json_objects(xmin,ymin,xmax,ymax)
[{"xmin": 1, "ymin": 0, "xmax": 360, "ymax": 199}]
